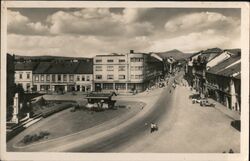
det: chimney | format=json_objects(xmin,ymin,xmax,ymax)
[{"xmin": 130, "ymin": 50, "xmax": 134, "ymax": 54}]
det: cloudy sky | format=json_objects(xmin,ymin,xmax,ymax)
[{"xmin": 7, "ymin": 8, "xmax": 241, "ymax": 57}]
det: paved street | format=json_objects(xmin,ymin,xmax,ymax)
[
  {"xmin": 67, "ymin": 72, "xmax": 240, "ymax": 153},
  {"xmin": 114, "ymin": 76, "xmax": 240, "ymax": 153},
  {"xmin": 7, "ymin": 72, "xmax": 240, "ymax": 153}
]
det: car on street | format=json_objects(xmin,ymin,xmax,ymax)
[
  {"xmin": 189, "ymin": 94, "xmax": 201, "ymax": 104},
  {"xmin": 200, "ymin": 99, "xmax": 215, "ymax": 107}
]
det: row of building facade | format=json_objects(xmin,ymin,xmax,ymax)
[
  {"xmin": 14, "ymin": 50, "xmax": 163, "ymax": 94},
  {"xmin": 185, "ymin": 48, "xmax": 241, "ymax": 112}
]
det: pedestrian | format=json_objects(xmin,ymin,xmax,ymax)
[
  {"xmin": 169, "ymin": 89, "xmax": 171, "ymax": 93},
  {"xmin": 150, "ymin": 123, "xmax": 154, "ymax": 133}
]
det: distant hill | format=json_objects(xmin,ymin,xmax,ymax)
[
  {"xmin": 155, "ymin": 49, "xmax": 193, "ymax": 60},
  {"xmin": 14, "ymin": 55, "xmax": 92, "ymax": 61}
]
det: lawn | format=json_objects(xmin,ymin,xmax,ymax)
[{"xmin": 16, "ymin": 100, "xmax": 144, "ymax": 146}]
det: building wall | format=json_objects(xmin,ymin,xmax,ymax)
[
  {"xmin": 206, "ymin": 72, "xmax": 241, "ymax": 112},
  {"xmin": 75, "ymin": 74, "xmax": 93, "ymax": 92},
  {"xmin": 94, "ymin": 55, "xmax": 129, "ymax": 82},
  {"xmin": 93, "ymin": 52, "xmax": 163, "ymax": 93},
  {"xmin": 33, "ymin": 73, "xmax": 93, "ymax": 92},
  {"xmin": 15, "ymin": 70, "xmax": 33, "ymax": 91}
]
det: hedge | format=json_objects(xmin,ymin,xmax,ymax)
[{"xmin": 41, "ymin": 103, "xmax": 73, "ymax": 118}]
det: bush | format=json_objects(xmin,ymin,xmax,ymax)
[
  {"xmin": 22, "ymin": 131, "xmax": 50, "ymax": 144},
  {"xmin": 22, "ymin": 135, "xmax": 31, "ymax": 144}
]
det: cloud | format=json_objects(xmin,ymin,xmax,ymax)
[
  {"xmin": 47, "ymin": 8, "xmax": 153, "ymax": 36},
  {"xmin": 7, "ymin": 34, "xmax": 152, "ymax": 57},
  {"xmin": 7, "ymin": 10, "xmax": 49, "ymax": 35},
  {"xmin": 148, "ymin": 29, "xmax": 240, "ymax": 53},
  {"xmin": 7, "ymin": 9, "xmax": 240, "ymax": 56},
  {"xmin": 164, "ymin": 12, "xmax": 239, "ymax": 33},
  {"xmin": 122, "ymin": 8, "xmax": 149, "ymax": 24}
]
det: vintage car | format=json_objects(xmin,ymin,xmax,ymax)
[
  {"xmin": 189, "ymin": 94, "xmax": 201, "ymax": 104},
  {"xmin": 200, "ymin": 100, "xmax": 215, "ymax": 107}
]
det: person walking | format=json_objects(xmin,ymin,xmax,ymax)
[{"xmin": 150, "ymin": 123, "xmax": 154, "ymax": 133}]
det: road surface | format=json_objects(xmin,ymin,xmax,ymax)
[{"xmin": 7, "ymin": 71, "xmax": 239, "ymax": 152}]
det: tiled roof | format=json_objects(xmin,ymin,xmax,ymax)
[
  {"xmin": 207, "ymin": 52, "xmax": 241, "ymax": 78},
  {"xmin": 33, "ymin": 62, "xmax": 51, "ymax": 74},
  {"xmin": 33, "ymin": 61, "xmax": 93, "ymax": 74},
  {"xmin": 46, "ymin": 62, "xmax": 79, "ymax": 74},
  {"xmin": 224, "ymin": 49, "xmax": 241, "ymax": 56},
  {"xmin": 202, "ymin": 48, "xmax": 223, "ymax": 54},
  {"xmin": 15, "ymin": 62, "xmax": 38, "ymax": 71},
  {"xmin": 216, "ymin": 63, "xmax": 240, "ymax": 77},
  {"xmin": 74, "ymin": 60, "xmax": 93, "ymax": 74}
]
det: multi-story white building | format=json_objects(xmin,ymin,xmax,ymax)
[
  {"xmin": 93, "ymin": 50, "xmax": 163, "ymax": 93},
  {"xmin": 14, "ymin": 62, "xmax": 38, "ymax": 92}
]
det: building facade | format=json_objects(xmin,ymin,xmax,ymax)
[
  {"xmin": 32, "ymin": 61, "xmax": 93, "ymax": 93},
  {"xmin": 14, "ymin": 60, "xmax": 93, "ymax": 93},
  {"xmin": 93, "ymin": 50, "xmax": 163, "ymax": 93},
  {"xmin": 14, "ymin": 62, "xmax": 38, "ymax": 92},
  {"xmin": 206, "ymin": 53, "xmax": 241, "ymax": 112}
]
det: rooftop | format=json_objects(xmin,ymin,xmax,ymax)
[
  {"xmin": 32, "ymin": 61, "xmax": 93, "ymax": 74},
  {"xmin": 207, "ymin": 54, "xmax": 241, "ymax": 78},
  {"xmin": 15, "ymin": 62, "xmax": 38, "ymax": 71}
]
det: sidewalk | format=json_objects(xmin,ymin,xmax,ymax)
[
  {"xmin": 181, "ymin": 76, "xmax": 240, "ymax": 121},
  {"xmin": 207, "ymin": 98, "xmax": 240, "ymax": 121}
]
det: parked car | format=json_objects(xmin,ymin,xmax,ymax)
[
  {"xmin": 190, "ymin": 94, "xmax": 201, "ymax": 104},
  {"xmin": 200, "ymin": 100, "xmax": 215, "ymax": 107}
]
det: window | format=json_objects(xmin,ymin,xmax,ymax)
[
  {"xmin": 119, "ymin": 66, "xmax": 126, "ymax": 71},
  {"xmin": 52, "ymin": 75, "xmax": 55, "ymax": 82},
  {"xmin": 119, "ymin": 59, "xmax": 125, "ymax": 62},
  {"xmin": 96, "ymin": 75, "xmax": 102, "ymax": 80},
  {"xmin": 107, "ymin": 75, "xmax": 114, "ymax": 80},
  {"xmin": 115, "ymin": 83, "xmax": 126, "ymax": 90},
  {"xmin": 119, "ymin": 75, "xmax": 126, "ymax": 79},
  {"xmin": 131, "ymin": 75, "xmax": 135, "ymax": 79},
  {"xmin": 86, "ymin": 75, "xmax": 90, "ymax": 81},
  {"xmin": 19, "ymin": 73, "xmax": 22, "ymax": 79},
  {"xmin": 103, "ymin": 83, "xmax": 113, "ymax": 90},
  {"xmin": 131, "ymin": 58, "xmax": 144, "ymax": 62},
  {"xmin": 27, "ymin": 73, "xmax": 30, "ymax": 79},
  {"xmin": 82, "ymin": 75, "xmax": 85, "ymax": 81},
  {"xmin": 95, "ymin": 66, "xmax": 102, "ymax": 71},
  {"xmin": 107, "ymin": 59, "xmax": 114, "ymax": 63},
  {"xmin": 63, "ymin": 75, "xmax": 67, "ymax": 82},
  {"xmin": 41, "ymin": 75, "xmax": 44, "ymax": 81},
  {"xmin": 69, "ymin": 75, "xmax": 74, "ymax": 82},
  {"xmin": 95, "ymin": 59, "xmax": 102, "ymax": 63},
  {"xmin": 135, "ymin": 75, "xmax": 143, "ymax": 79},
  {"xmin": 135, "ymin": 66, "xmax": 143, "ymax": 71},
  {"xmin": 35, "ymin": 75, "xmax": 39, "ymax": 82},
  {"xmin": 77, "ymin": 76, "xmax": 80, "ymax": 81},
  {"xmin": 107, "ymin": 66, "xmax": 114, "ymax": 71},
  {"xmin": 58, "ymin": 75, "xmax": 61, "ymax": 81},
  {"xmin": 46, "ymin": 75, "xmax": 50, "ymax": 82}
]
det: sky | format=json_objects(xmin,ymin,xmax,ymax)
[{"xmin": 7, "ymin": 8, "xmax": 241, "ymax": 58}]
